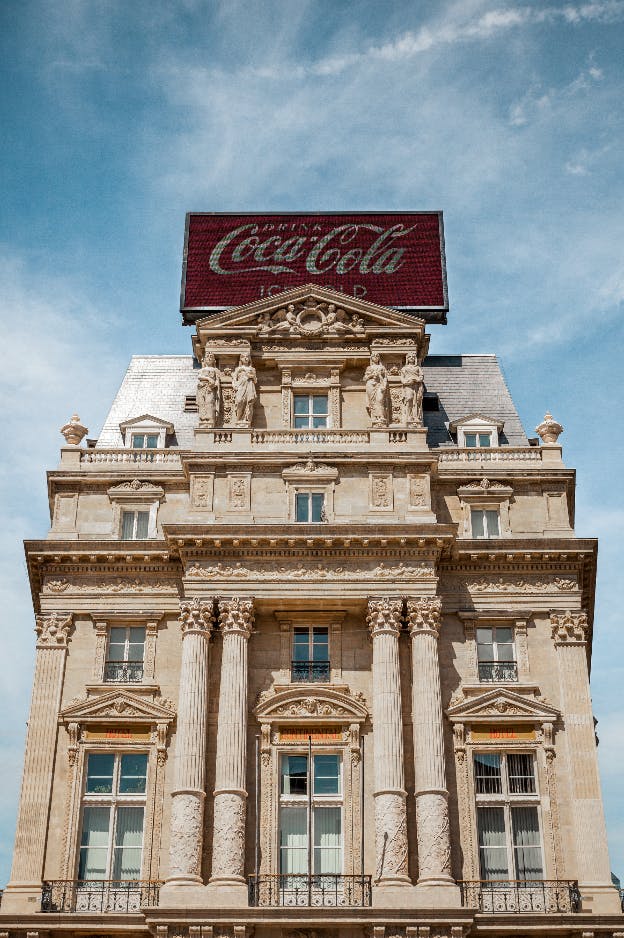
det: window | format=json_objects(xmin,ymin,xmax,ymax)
[
  {"xmin": 465, "ymin": 432, "xmax": 491, "ymax": 448},
  {"xmin": 131, "ymin": 433, "xmax": 159, "ymax": 449},
  {"xmin": 295, "ymin": 492, "xmax": 325, "ymax": 523},
  {"xmin": 78, "ymin": 752, "xmax": 147, "ymax": 880},
  {"xmin": 293, "ymin": 394, "xmax": 329, "ymax": 429},
  {"xmin": 471, "ymin": 508, "xmax": 500, "ymax": 538},
  {"xmin": 105, "ymin": 627, "xmax": 145, "ymax": 683},
  {"xmin": 477, "ymin": 626, "xmax": 517, "ymax": 682},
  {"xmin": 292, "ymin": 626, "xmax": 330, "ymax": 682},
  {"xmin": 121, "ymin": 510, "xmax": 149, "ymax": 540},
  {"xmin": 474, "ymin": 752, "xmax": 542, "ymax": 881},
  {"xmin": 279, "ymin": 753, "xmax": 342, "ymax": 878}
]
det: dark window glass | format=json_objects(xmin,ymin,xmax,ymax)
[
  {"xmin": 86, "ymin": 753, "xmax": 115, "ymax": 794},
  {"xmin": 119, "ymin": 753, "xmax": 148, "ymax": 794}
]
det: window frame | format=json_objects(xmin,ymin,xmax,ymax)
[
  {"xmin": 295, "ymin": 491, "xmax": 327, "ymax": 523},
  {"xmin": 105, "ymin": 626, "xmax": 146, "ymax": 684},
  {"xmin": 470, "ymin": 507, "xmax": 501, "ymax": 539},
  {"xmin": 292, "ymin": 393, "xmax": 330, "ymax": 430},
  {"xmin": 476, "ymin": 626, "xmax": 518, "ymax": 683},
  {"xmin": 120, "ymin": 509, "xmax": 151, "ymax": 540},
  {"xmin": 291, "ymin": 626, "xmax": 330, "ymax": 683},
  {"xmin": 130, "ymin": 433, "xmax": 159, "ymax": 450}
]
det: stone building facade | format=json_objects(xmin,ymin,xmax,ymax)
[{"xmin": 1, "ymin": 281, "xmax": 622, "ymax": 938}]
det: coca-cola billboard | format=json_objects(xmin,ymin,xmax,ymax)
[{"xmin": 181, "ymin": 212, "xmax": 448, "ymax": 323}]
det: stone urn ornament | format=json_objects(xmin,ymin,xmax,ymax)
[
  {"xmin": 535, "ymin": 412, "xmax": 563, "ymax": 444},
  {"xmin": 60, "ymin": 414, "xmax": 88, "ymax": 445}
]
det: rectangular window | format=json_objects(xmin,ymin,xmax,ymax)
[
  {"xmin": 293, "ymin": 394, "xmax": 329, "ymax": 429},
  {"xmin": 121, "ymin": 510, "xmax": 150, "ymax": 540},
  {"xmin": 131, "ymin": 433, "xmax": 159, "ymax": 449},
  {"xmin": 471, "ymin": 508, "xmax": 500, "ymax": 538},
  {"xmin": 292, "ymin": 626, "xmax": 330, "ymax": 682},
  {"xmin": 105, "ymin": 626, "xmax": 145, "ymax": 683},
  {"xmin": 465, "ymin": 432, "xmax": 491, "ymax": 447},
  {"xmin": 78, "ymin": 752, "xmax": 148, "ymax": 880},
  {"xmin": 295, "ymin": 492, "xmax": 325, "ymax": 523},
  {"xmin": 476, "ymin": 626, "xmax": 517, "ymax": 682}
]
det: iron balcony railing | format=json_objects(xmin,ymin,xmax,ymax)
[
  {"xmin": 478, "ymin": 660, "xmax": 518, "ymax": 683},
  {"xmin": 103, "ymin": 660, "xmax": 144, "ymax": 683},
  {"xmin": 458, "ymin": 879, "xmax": 581, "ymax": 913},
  {"xmin": 41, "ymin": 879, "xmax": 161, "ymax": 913},
  {"xmin": 248, "ymin": 874, "xmax": 372, "ymax": 907},
  {"xmin": 291, "ymin": 659, "xmax": 331, "ymax": 683}
]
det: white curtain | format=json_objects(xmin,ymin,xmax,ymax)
[
  {"xmin": 280, "ymin": 807, "xmax": 307, "ymax": 875},
  {"xmin": 314, "ymin": 807, "xmax": 342, "ymax": 875},
  {"xmin": 512, "ymin": 806, "xmax": 543, "ymax": 880},
  {"xmin": 477, "ymin": 807, "xmax": 509, "ymax": 879},
  {"xmin": 112, "ymin": 806, "xmax": 144, "ymax": 879},
  {"xmin": 78, "ymin": 806, "xmax": 110, "ymax": 879}
]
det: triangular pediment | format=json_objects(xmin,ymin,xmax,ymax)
[
  {"xmin": 119, "ymin": 414, "xmax": 174, "ymax": 431},
  {"xmin": 449, "ymin": 413, "xmax": 504, "ymax": 431},
  {"xmin": 447, "ymin": 687, "xmax": 559, "ymax": 723},
  {"xmin": 61, "ymin": 690, "xmax": 176, "ymax": 724},
  {"xmin": 255, "ymin": 684, "xmax": 368, "ymax": 723}
]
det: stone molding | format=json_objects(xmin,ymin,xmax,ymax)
[
  {"xmin": 551, "ymin": 609, "xmax": 589, "ymax": 644},
  {"xmin": 254, "ymin": 684, "xmax": 367, "ymax": 722},
  {"xmin": 446, "ymin": 686, "xmax": 560, "ymax": 724},
  {"xmin": 367, "ymin": 597, "xmax": 403, "ymax": 637},
  {"xmin": 406, "ymin": 597, "xmax": 442, "ymax": 636},
  {"xmin": 218, "ymin": 597, "xmax": 254, "ymax": 636},
  {"xmin": 179, "ymin": 597, "xmax": 215, "ymax": 635},
  {"xmin": 60, "ymin": 689, "xmax": 176, "ymax": 723},
  {"xmin": 35, "ymin": 612, "xmax": 73, "ymax": 648}
]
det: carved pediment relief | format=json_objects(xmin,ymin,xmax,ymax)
[
  {"xmin": 61, "ymin": 690, "xmax": 175, "ymax": 724},
  {"xmin": 107, "ymin": 479, "xmax": 165, "ymax": 500},
  {"xmin": 255, "ymin": 684, "xmax": 367, "ymax": 723},
  {"xmin": 447, "ymin": 687, "xmax": 559, "ymax": 723}
]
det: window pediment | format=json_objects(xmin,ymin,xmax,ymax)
[
  {"xmin": 447, "ymin": 687, "xmax": 559, "ymax": 724},
  {"xmin": 107, "ymin": 480, "xmax": 165, "ymax": 502},
  {"xmin": 61, "ymin": 690, "xmax": 175, "ymax": 724},
  {"xmin": 255, "ymin": 685, "xmax": 367, "ymax": 723}
]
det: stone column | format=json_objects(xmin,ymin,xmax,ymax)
[
  {"xmin": 208, "ymin": 597, "xmax": 254, "ymax": 904},
  {"xmin": 166, "ymin": 598, "xmax": 214, "ymax": 888},
  {"xmin": 3, "ymin": 613, "xmax": 73, "ymax": 913},
  {"xmin": 551, "ymin": 611, "xmax": 620, "ymax": 913},
  {"xmin": 407, "ymin": 597, "xmax": 460, "ymax": 906},
  {"xmin": 367, "ymin": 598, "xmax": 411, "ymax": 888}
]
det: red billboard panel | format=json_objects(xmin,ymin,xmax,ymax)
[{"xmin": 181, "ymin": 212, "xmax": 448, "ymax": 323}]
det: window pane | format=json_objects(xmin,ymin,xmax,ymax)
[
  {"xmin": 312, "ymin": 627, "xmax": 329, "ymax": 661},
  {"xmin": 136, "ymin": 511, "xmax": 149, "ymax": 539},
  {"xmin": 145, "ymin": 434, "xmax": 158, "ymax": 448},
  {"xmin": 280, "ymin": 806, "xmax": 307, "ymax": 874},
  {"xmin": 294, "ymin": 415, "xmax": 309, "ymax": 429},
  {"xmin": 86, "ymin": 753, "xmax": 115, "ymax": 793},
  {"xmin": 314, "ymin": 755, "xmax": 340, "ymax": 795},
  {"xmin": 477, "ymin": 806, "xmax": 509, "ymax": 879},
  {"xmin": 476, "ymin": 627, "xmax": 493, "ymax": 645},
  {"xmin": 281, "ymin": 755, "xmax": 308, "ymax": 795},
  {"xmin": 121, "ymin": 511, "xmax": 135, "ymax": 540},
  {"xmin": 293, "ymin": 395, "xmax": 310, "ymax": 415},
  {"xmin": 311, "ymin": 493, "xmax": 324, "ymax": 522},
  {"xmin": 108, "ymin": 628, "xmax": 126, "ymax": 661},
  {"xmin": 78, "ymin": 806, "xmax": 110, "ymax": 879},
  {"xmin": 312, "ymin": 395, "xmax": 328, "ymax": 415},
  {"xmin": 465, "ymin": 433, "xmax": 477, "ymax": 447},
  {"xmin": 496, "ymin": 627, "xmax": 513, "ymax": 645},
  {"xmin": 312, "ymin": 415, "xmax": 327, "ymax": 428},
  {"xmin": 119, "ymin": 753, "xmax": 148, "ymax": 794},
  {"xmin": 512, "ymin": 806, "xmax": 542, "ymax": 880},
  {"xmin": 485, "ymin": 510, "xmax": 500, "ymax": 537},
  {"xmin": 112, "ymin": 806, "xmax": 144, "ymax": 879},
  {"xmin": 507, "ymin": 753, "xmax": 536, "ymax": 794},
  {"xmin": 471, "ymin": 509, "xmax": 485, "ymax": 537},
  {"xmin": 132, "ymin": 434, "xmax": 145, "ymax": 448},
  {"xmin": 474, "ymin": 753, "xmax": 502, "ymax": 794},
  {"xmin": 295, "ymin": 493, "xmax": 309, "ymax": 522},
  {"xmin": 478, "ymin": 433, "xmax": 491, "ymax": 447},
  {"xmin": 127, "ymin": 627, "xmax": 146, "ymax": 661},
  {"xmin": 314, "ymin": 806, "xmax": 342, "ymax": 874},
  {"xmin": 292, "ymin": 628, "xmax": 310, "ymax": 661}
]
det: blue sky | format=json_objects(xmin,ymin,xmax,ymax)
[{"xmin": 1, "ymin": 0, "xmax": 623, "ymax": 886}]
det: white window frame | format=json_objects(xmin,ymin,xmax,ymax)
[
  {"xmin": 451, "ymin": 415, "xmax": 503, "ymax": 448},
  {"xmin": 105, "ymin": 626, "xmax": 146, "ymax": 684},
  {"xmin": 470, "ymin": 507, "xmax": 501, "ymax": 539},
  {"xmin": 108, "ymin": 483, "xmax": 164, "ymax": 540},
  {"xmin": 457, "ymin": 481, "xmax": 513, "ymax": 538},
  {"xmin": 292, "ymin": 393, "xmax": 330, "ymax": 430},
  {"xmin": 291, "ymin": 625, "xmax": 331, "ymax": 683},
  {"xmin": 476, "ymin": 625, "xmax": 518, "ymax": 683},
  {"xmin": 119, "ymin": 415, "xmax": 173, "ymax": 450},
  {"xmin": 282, "ymin": 464, "xmax": 338, "ymax": 523},
  {"xmin": 130, "ymin": 432, "xmax": 160, "ymax": 450},
  {"xmin": 120, "ymin": 509, "xmax": 151, "ymax": 540}
]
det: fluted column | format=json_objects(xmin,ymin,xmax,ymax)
[
  {"xmin": 552, "ymin": 611, "xmax": 620, "ymax": 912},
  {"xmin": 367, "ymin": 597, "xmax": 410, "ymax": 885},
  {"xmin": 407, "ymin": 597, "xmax": 456, "ymax": 898},
  {"xmin": 4, "ymin": 614, "xmax": 73, "ymax": 911},
  {"xmin": 209, "ymin": 597, "xmax": 254, "ymax": 887},
  {"xmin": 167, "ymin": 598, "xmax": 214, "ymax": 885}
]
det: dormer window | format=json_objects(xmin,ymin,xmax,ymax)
[
  {"xmin": 131, "ymin": 433, "xmax": 159, "ymax": 449},
  {"xmin": 450, "ymin": 414, "xmax": 504, "ymax": 449},
  {"xmin": 119, "ymin": 415, "xmax": 174, "ymax": 450},
  {"xmin": 465, "ymin": 432, "xmax": 491, "ymax": 448}
]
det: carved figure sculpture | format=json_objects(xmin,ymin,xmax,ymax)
[
  {"xmin": 400, "ymin": 351, "xmax": 424, "ymax": 426},
  {"xmin": 364, "ymin": 352, "xmax": 389, "ymax": 427},
  {"xmin": 197, "ymin": 351, "xmax": 221, "ymax": 428},
  {"xmin": 232, "ymin": 353, "xmax": 257, "ymax": 427}
]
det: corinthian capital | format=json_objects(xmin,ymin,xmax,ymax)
[
  {"xmin": 35, "ymin": 612, "xmax": 73, "ymax": 647},
  {"xmin": 218, "ymin": 597, "xmax": 254, "ymax": 637},
  {"xmin": 551, "ymin": 610, "xmax": 589, "ymax": 644},
  {"xmin": 178, "ymin": 597, "xmax": 214, "ymax": 635},
  {"xmin": 367, "ymin": 597, "xmax": 403, "ymax": 638},
  {"xmin": 406, "ymin": 597, "xmax": 442, "ymax": 636}
]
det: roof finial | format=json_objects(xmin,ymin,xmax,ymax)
[
  {"xmin": 60, "ymin": 414, "xmax": 88, "ymax": 446},
  {"xmin": 535, "ymin": 412, "xmax": 563, "ymax": 444}
]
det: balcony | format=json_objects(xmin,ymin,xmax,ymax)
[
  {"xmin": 103, "ymin": 660, "xmax": 144, "ymax": 683},
  {"xmin": 291, "ymin": 659, "xmax": 331, "ymax": 683},
  {"xmin": 478, "ymin": 661, "xmax": 518, "ymax": 683},
  {"xmin": 459, "ymin": 880, "xmax": 581, "ymax": 913},
  {"xmin": 248, "ymin": 874, "xmax": 372, "ymax": 907},
  {"xmin": 41, "ymin": 880, "xmax": 161, "ymax": 913}
]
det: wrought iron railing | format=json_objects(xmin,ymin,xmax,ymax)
[
  {"xmin": 291, "ymin": 660, "xmax": 331, "ymax": 683},
  {"xmin": 458, "ymin": 879, "xmax": 581, "ymax": 913},
  {"xmin": 248, "ymin": 874, "xmax": 372, "ymax": 907},
  {"xmin": 104, "ymin": 660, "xmax": 144, "ymax": 683},
  {"xmin": 41, "ymin": 879, "xmax": 161, "ymax": 913},
  {"xmin": 478, "ymin": 661, "xmax": 518, "ymax": 683}
]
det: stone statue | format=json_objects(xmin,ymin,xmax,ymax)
[
  {"xmin": 232, "ymin": 352, "xmax": 257, "ymax": 427},
  {"xmin": 400, "ymin": 351, "xmax": 424, "ymax": 426},
  {"xmin": 364, "ymin": 352, "xmax": 389, "ymax": 427},
  {"xmin": 197, "ymin": 351, "xmax": 221, "ymax": 428}
]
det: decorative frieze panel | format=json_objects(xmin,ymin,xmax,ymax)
[
  {"xmin": 369, "ymin": 472, "xmax": 394, "ymax": 511},
  {"xmin": 551, "ymin": 610, "xmax": 589, "ymax": 644}
]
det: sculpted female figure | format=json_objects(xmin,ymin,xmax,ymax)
[
  {"xmin": 232, "ymin": 352, "xmax": 257, "ymax": 427},
  {"xmin": 364, "ymin": 352, "xmax": 389, "ymax": 427},
  {"xmin": 400, "ymin": 351, "xmax": 424, "ymax": 426},
  {"xmin": 197, "ymin": 350, "xmax": 221, "ymax": 428}
]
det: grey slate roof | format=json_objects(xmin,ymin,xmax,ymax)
[{"xmin": 96, "ymin": 353, "xmax": 528, "ymax": 449}]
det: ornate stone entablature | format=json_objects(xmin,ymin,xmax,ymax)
[{"xmin": 254, "ymin": 684, "xmax": 367, "ymax": 725}]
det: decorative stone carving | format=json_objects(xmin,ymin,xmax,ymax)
[
  {"xmin": 169, "ymin": 793, "xmax": 205, "ymax": 879},
  {"xmin": 406, "ymin": 597, "xmax": 441, "ymax": 635},
  {"xmin": 67, "ymin": 722, "xmax": 79, "ymax": 766},
  {"xmin": 179, "ymin": 598, "xmax": 214, "ymax": 634},
  {"xmin": 367, "ymin": 597, "xmax": 403, "ymax": 636},
  {"xmin": 197, "ymin": 351, "xmax": 222, "ymax": 428},
  {"xmin": 374, "ymin": 791, "xmax": 409, "ymax": 881},
  {"xmin": 415, "ymin": 793, "xmax": 452, "ymax": 879},
  {"xmin": 44, "ymin": 577, "xmax": 174, "ymax": 593},
  {"xmin": 258, "ymin": 299, "xmax": 365, "ymax": 337},
  {"xmin": 210, "ymin": 792, "xmax": 246, "ymax": 880},
  {"xmin": 185, "ymin": 560, "xmax": 433, "ymax": 581},
  {"xmin": 231, "ymin": 353, "xmax": 257, "ymax": 427},
  {"xmin": 60, "ymin": 413, "xmax": 88, "ymax": 445},
  {"xmin": 551, "ymin": 610, "xmax": 589, "ymax": 644},
  {"xmin": 445, "ymin": 576, "xmax": 578, "ymax": 593},
  {"xmin": 535, "ymin": 411, "xmax": 563, "ymax": 443},
  {"xmin": 408, "ymin": 475, "xmax": 426, "ymax": 507},
  {"xmin": 400, "ymin": 352, "xmax": 424, "ymax": 426},
  {"xmin": 108, "ymin": 479, "xmax": 164, "ymax": 494},
  {"xmin": 364, "ymin": 352, "xmax": 390, "ymax": 427},
  {"xmin": 370, "ymin": 473, "xmax": 393, "ymax": 510},
  {"xmin": 35, "ymin": 612, "xmax": 73, "ymax": 647},
  {"xmin": 218, "ymin": 597, "xmax": 254, "ymax": 635},
  {"xmin": 227, "ymin": 474, "xmax": 251, "ymax": 512}
]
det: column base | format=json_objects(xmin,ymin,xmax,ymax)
[
  {"xmin": 578, "ymin": 882, "xmax": 622, "ymax": 913},
  {"xmin": 0, "ymin": 883, "xmax": 43, "ymax": 913},
  {"xmin": 205, "ymin": 880, "xmax": 249, "ymax": 907},
  {"xmin": 414, "ymin": 879, "xmax": 462, "ymax": 908},
  {"xmin": 158, "ymin": 881, "xmax": 209, "ymax": 907},
  {"xmin": 372, "ymin": 883, "xmax": 418, "ymax": 907}
]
